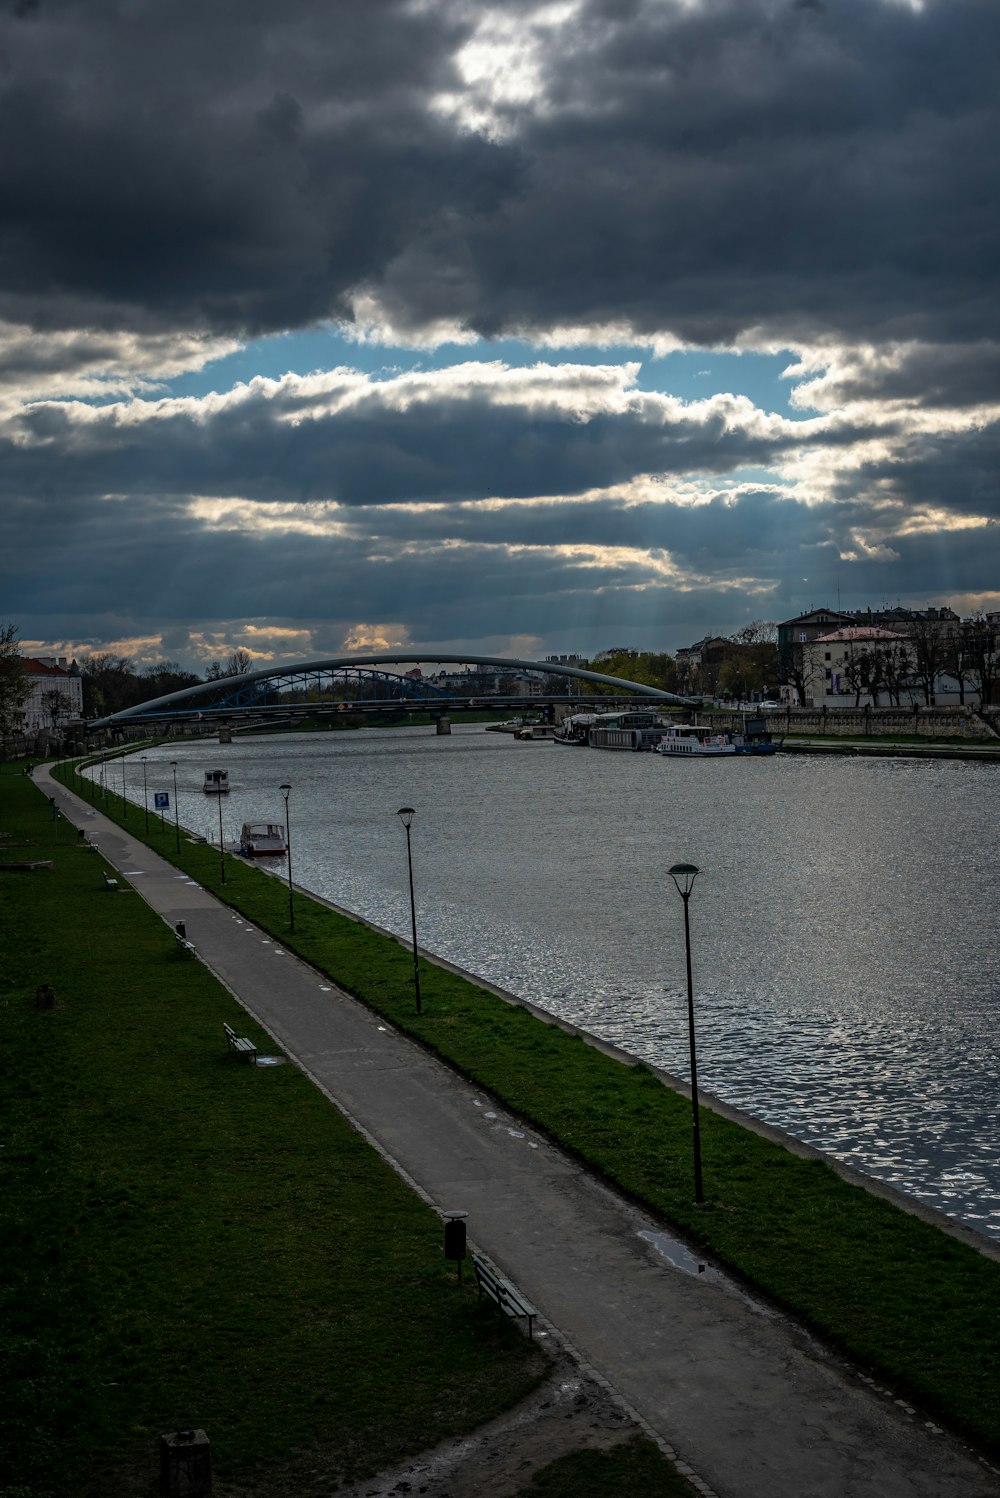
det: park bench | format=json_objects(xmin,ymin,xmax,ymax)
[
  {"xmin": 471, "ymin": 1254, "xmax": 536, "ymax": 1338},
  {"xmin": 174, "ymin": 932, "xmax": 197, "ymax": 958},
  {"xmin": 103, "ymin": 873, "xmax": 119, "ymax": 891},
  {"xmin": 223, "ymin": 1021, "xmax": 258, "ymax": 1064}
]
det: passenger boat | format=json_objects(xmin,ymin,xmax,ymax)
[
  {"xmin": 589, "ymin": 711, "xmax": 669, "ymax": 750},
  {"xmin": 203, "ymin": 768, "xmax": 230, "ymax": 794},
  {"xmin": 655, "ymin": 725, "xmax": 736, "ymax": 757},
  {"xmin": 239, "ymin": 822, "xmax": 287, "ymax": 857},
  {"xmin": 552, "ymin": 713, "xmax": 598, "ymax": 745}
]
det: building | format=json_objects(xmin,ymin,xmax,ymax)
[
  {"xmin": 802, "ymin": 627, "xmax": 906, "ymax": 707},
  {"xmin": 777, "ymin": 609, "xmax": 855, "ymax": 680},
  {"xmin": 22, "ymin": 656, "xmax": 83, "ymax": 733},
  {"xmin": 674, "ymin": 636, "xmax": 736, "ymax": 693}
]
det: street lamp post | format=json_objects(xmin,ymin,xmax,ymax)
[
  {"xmin": 141, "ymin": 756, "xmax": 150, "ymax": 834},
  {"xmin": 120, "ymin": 752, "xmax": 128, "ymax": 820},
  {"xmin": 669, "ymin": 862, "xmax": 704, "ymax": 1205},
  {"xmin": 217, "ymin": 784, "xmax": 226, "ymax": 885},
  {"xmin": 279, "ymin": 783, "xmax": 294, "ymax": 930},
  {"xmin": 397, "ymin": 807, "xmax": 421, "ymax": 1015},
  {"xmin": 170, "ymin": 761, "xmax": 180, "ymax": 853}
]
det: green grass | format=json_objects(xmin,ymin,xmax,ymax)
[
  {"xmin": 1, "ymin": 766, "xmax": 548, "ymax": 1497},
  {"xmin": 516, "ymin": 1437, "xmax": 697, "ymax": 1498},
  {"xmin": 54, "ymin": 755, "xmax": 1000, "ymax": 1462}
]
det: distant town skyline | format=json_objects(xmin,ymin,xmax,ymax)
[{"xmin": 5, "ymin": 0, "xmax": 999, "ymax": 672}]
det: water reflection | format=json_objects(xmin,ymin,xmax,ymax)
[{"xmin": 107, "ymin": 727, "xmax": 1000, "ymax": 1238}]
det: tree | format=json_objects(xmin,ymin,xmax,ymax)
[
  {"xmin": 0, "ymin": 622, "xmax": 30, "ymax": 742},
  {"xmin": 41, "ymin": 687, "xmax": 68, "ymax": 729},
  {"xmin": 907, "ymin": 618, "xmax": 944, "ymax": 706},
  {"xmin": 875, "ymin": 638, "xmax": 911, "ymax": 707},
  {"xmin": 80, "ymin": 653, "xmax": 136, "ymax": 716},
  {"xmin": 718, "ymin": 632, "xmax": 780, "ymax": 701},
  {"xmin": 227, "ymin": 648, "xmax": 254, "ymax": 676},
  {"xmin": 963, "ymin": 616, "xmax": 1000, "ymax": 708},
  {"xmin": 578, "ymin": 649, "xmax": 678, "ymax": 696},
  {"xmin": 942, "ymin": 630, "xmax": 974, "ymax": 706},
  {"xmin": 841, "ymin": 648, "xmax": 868, "ymax": 708},
  {"xmin": 785, "ymin": 649, "xmax": 819, "ymax": 708},
  {"xmin": 731, "ymin": 620, "xmax": 777, "ymax": 646}
]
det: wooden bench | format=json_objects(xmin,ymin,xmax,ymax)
[
  {"xmin": 472, "ymin": 1254, "xmax": 536, "ymax": 1338},
  {"xmin": 174, "ymin": 932, "xmax": 197, "ymax": 958},
  {"xmin": 223, "ymin": 1021, "xmax": 257, "ymax": 1064},
  {"xmin": 103, "ymin": 873, "xmax": 120, "ymax": 891}
]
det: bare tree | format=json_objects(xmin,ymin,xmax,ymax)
[
  {"xmin": 964, "ymin": 616, "xmax": 1000, "ymax": 708},
  {"xmin": 942, "ymin": 630, "xmax": 973, "ymax": 705},
  {"xmin": 907, "ymin": 618, "xmax": 944, "ymax": 705},
  {"xmin": 0, "ymin": 622, "xmax": 30, "ymax": 741},
  {"xmin": 876, "ymin": 638, "xmax": 911, "ymax": 707},
  {"xmin": 41, "ymin": 687, "xmax": 68, "ymax": 729},
  {"xmin": 842, "ymin": 646, "xmax": 885, "ymax": 707},
  {"xmin": 226, "ymin": 648, "xmax": 254, "ymax": 676}
]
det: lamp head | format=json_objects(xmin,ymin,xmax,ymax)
[
  {"xmin": 279, "ymin": 782, "xmax": 291, "ymax": 799},
  {"xmin": 669, "ymin": 862, "xmax": 700, "ymax": 898},
  {"xmin": 397, "ymin": 806, "xmax": 415, "ymax": 829}
]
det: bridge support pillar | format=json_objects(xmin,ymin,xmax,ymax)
[{"xmin": 436, "ymin": 716, "xmax": 451, "ymax": 735}]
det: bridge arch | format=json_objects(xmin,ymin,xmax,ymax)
[{"xmin": 97, "ymin": 653, "xmax": 696, "ymax": 725}]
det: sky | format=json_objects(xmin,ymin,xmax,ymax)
[{"xmin": 5, "ymin": 0, "xmax": 1000, "ymax": 672}]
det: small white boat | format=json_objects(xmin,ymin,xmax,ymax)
[
  {"xmin": 656, "ymin": 725, "xmax": 736, "ymax": 757},
  {"xmin": 239, "ymin": 822, "xmax": 287, "ymax": 857},
  {"xmin": 203, "ymin": 768, "xmax": 230, "ymax": 793}
]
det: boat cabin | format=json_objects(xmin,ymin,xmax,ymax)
[
  {"xmin": 203, "ymin": 768, "xmax": 230, "ymax": 794},
  {"xmin": 239, "ymin": 822, "xmax": 287, "ymax": 857}
]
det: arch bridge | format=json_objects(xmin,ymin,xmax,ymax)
[{"xmin": 95, "ymin": 653, "xmax": 696, "ymax": 728}]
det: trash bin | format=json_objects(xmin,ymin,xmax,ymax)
[{"xmin": 159, "ymin": 1429, "xmax": 212, "ymax": 1496}]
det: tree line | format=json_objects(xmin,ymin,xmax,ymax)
[{"xmin": 0, "ymin": 626, "xmax": 260, "ymax": 738}]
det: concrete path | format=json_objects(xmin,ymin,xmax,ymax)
[{"xmin": 41, "ymin": 768, "xmax": 1000, "ymax": 1498}]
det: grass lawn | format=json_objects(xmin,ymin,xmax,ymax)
[
  {"xmin": 514, "ymin": 1437, "xmax": 696, "ymax": 1498},
  {"xmin": 1, "ymin": 766, "xmax": 550, "ymax": 1497},
  {"xmin": 53, "ymin": 752, "xmax": 1000, "ymax": 1464}
]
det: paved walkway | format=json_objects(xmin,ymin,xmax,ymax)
[{"xmin": 41, "ymin": 768, "xmax": 1000, "ymax": 1498}]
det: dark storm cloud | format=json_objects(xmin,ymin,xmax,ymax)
[
  {"xmin": 827, "ymin": 421, "xmax": 1000, "ymax": 517},
  {"xmin": 792, "ymin": 342, "xmax": 1000, "ymax": 412},
  {"xmin": 0, "ymin": 0, "xmax": 997, "ymax": 353},
  {"xmin": 4, "ymin": 373, "xmax": 824, "ymax": 505}
]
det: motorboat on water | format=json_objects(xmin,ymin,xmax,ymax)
[
  {"xmin": 655, "ymin": 724, "xmax": 736, "ymax": 757},
  {"xmin": 239, "ymin": 822, "xmax": 287, "ymax": 857},
  {"xmin": 203, "ymin": 768, "xmax": 230, "ymax": 793}
]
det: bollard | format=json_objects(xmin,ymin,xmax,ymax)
[{"xmin": 159, "ymin": 1429, "xmax": 212, "ymax": 1496}]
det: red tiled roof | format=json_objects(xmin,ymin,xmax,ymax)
[
  {"xmin": 22, "ymin": 657, "xmax": 71, "ymax": 677},
  {"xmin": 814, "ymin": 627, "xmax": 905, "ymax": 642}
]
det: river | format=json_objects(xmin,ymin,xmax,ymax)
[{"xmin": 100, "ymin": 726, "xmax": 1000, "ymax": 1240}]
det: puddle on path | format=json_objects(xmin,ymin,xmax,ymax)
[{"xmin": 638, "ymin": 1229, "xmax": 711, "ymax": 1278}]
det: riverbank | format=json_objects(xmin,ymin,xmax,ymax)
[
  {"xmin": 3, "ymin": 762, "xmax": 709, "ymax": 1498},
  {"xmin": 51, "ymin": 755, "xmax": 1000, "ymax": 1469},
  {"xmin": 779, "ymin": 736, "xmax": 1000, "ymax": 760}
]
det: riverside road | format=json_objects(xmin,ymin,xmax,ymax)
[{"xmin": 39, "ymin": 766, "xmax": 1000, "ymax": 1498}]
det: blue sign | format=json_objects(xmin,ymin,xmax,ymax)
[{"xmin": 154, "ymin": 791, "xmax": 170, "ymax": 809}]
